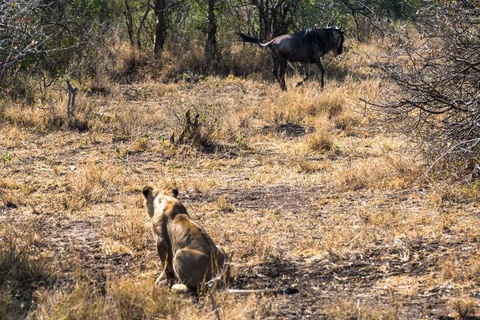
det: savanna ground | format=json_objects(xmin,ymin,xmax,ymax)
[{"xmin": 1, "ymin": 39, "xmax": 479, "ymax": 319}]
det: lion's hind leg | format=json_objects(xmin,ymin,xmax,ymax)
[{"xmin": 173, "ymin": 248, "xmax": 212, "ymax": 291}]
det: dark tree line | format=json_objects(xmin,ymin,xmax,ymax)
[
  {"xmin": 1, "ymin": 0, "xmax": 422, "ymax": 87},
  {"xmin": 0, "ymin": 0, "xmax": 423, "ymax": 87}
]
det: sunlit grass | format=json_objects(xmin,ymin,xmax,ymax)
[{"xmin": 0, "ymin": 37, "xmax": 478, "ymax": 319}]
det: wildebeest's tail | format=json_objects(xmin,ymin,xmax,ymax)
[{"xmin": 237, "ymin": 32, "xmax": 270, "ymax": 48}]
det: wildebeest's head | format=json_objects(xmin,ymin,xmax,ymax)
[
  {"xmin": 328, "ymin": 24, "xmax": 345, "ymax": 56},
  {"xmin": 308, "ymin": 24, "xmax": 345, "ymax": 58}
]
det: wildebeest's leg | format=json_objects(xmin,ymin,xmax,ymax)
[
  {"xmin": 278, "ymin": 59, "xmax": 287, "ymax": 91},
  {"xmin": 315, "ymin": 58, "xmax": 326, "ymax": 88},
  {"xmin": 295, "ymin": 62, "xmax": 309, "ymax": 87},
  {"xmin": 272, "ymin": 59, "xmax": 280, "ymax": 82}
]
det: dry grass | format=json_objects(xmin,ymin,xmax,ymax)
[
  {"xmin": 1, "ymin": 39, "xmax": 479, "ymax": 319},
  {"xmin": 0, "ymin": 225, "xmax": 52, "ymax": 319}
]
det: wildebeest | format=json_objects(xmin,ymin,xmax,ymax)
[{"xmin": 237, "ymin": 25, "xmax": 345, "ymax": 90}]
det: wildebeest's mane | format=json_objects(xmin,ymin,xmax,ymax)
[{"xmin": 299, "ymin": 27, "xmax": 341, "ymax": 56}]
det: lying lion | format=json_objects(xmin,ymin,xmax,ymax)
[{"xmin": 142, "ymin": 186, "xmax": 227, "ymax": 292}]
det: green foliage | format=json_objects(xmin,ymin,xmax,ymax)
[
  {"xmin": 122, "ymin": 0, "xmax": 156, "ymax": 49},
  {"xmin": 378, "ymin": 0, "xmax": 422, "ymax": 20},
  {"xmin": 39, "ymin": 1, "xmax": 116, "ymax": 80},
  {"xmin": 2, "ymin": 153, "xmax": 12, "ymax": 166},
  {"xmin": 236, "ymin": 132, "xmax": 246, "ymax": 149},
  {"xmin": 0, "ymin": 1, "xmax": 46, "ymax": 87},
  {"xmin": 296, "ymin": 0, "xmax": 349, "ymax": 27},
  {"xmin": 0, "ymin": 0, "xmax": 126, "ymax": 99}
]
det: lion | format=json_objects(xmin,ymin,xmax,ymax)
[{"xmin": 142, "ymin": 186, "xmax": 227, "ymax": 292}]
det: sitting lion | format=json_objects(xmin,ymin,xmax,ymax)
[{"xmin": 142, "ymin": 186, "xmax": 227, "ymax": 292}]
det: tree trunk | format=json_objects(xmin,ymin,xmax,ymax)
[
  {"xmin": 204, "ymin": 0, "xmax": 217, "ymax": 65},
  {"xmin": 153, "ymin": 0, "xmax": 167, "ymax": 57},
  {"xmin": 124, "ymin": 0, "xmax": 135, "ymax": 47},
  {"xmin": 252, "ymin": 0, "xmax": 293, "ymax": 39}
]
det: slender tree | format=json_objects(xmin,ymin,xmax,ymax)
[
  {"xmin": 154, "ymin": 0, "xmax": 168, "ymax": 56},
  {"xmin": 249, "ymin": 0, "xmax": 296, "ymax": 39},
  {"xmin": 124, "ymin": 0, "xmax": 152, "ymax": 50},
  {"xmin": 204, "ymin": 0, "xmax": 217, "ymax": 64}
]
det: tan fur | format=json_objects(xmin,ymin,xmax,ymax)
[{"xmin": 142, "ymin": 186, "xmax": 226, "ymax": 292}]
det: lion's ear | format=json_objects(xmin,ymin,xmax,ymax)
[
  {"xmin": 143, "ymin": 186, "xmax": 153, "ymax": 199},
  {"xmin": 166, "ymin": 188, "xmax": 179, "ymax": 198}
]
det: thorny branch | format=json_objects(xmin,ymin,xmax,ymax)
[{"xmin": 372, "ymin": 1, "xmax": 480, "ymax": 178}]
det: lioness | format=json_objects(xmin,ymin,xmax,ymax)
[{"xmin": 142, "ymin": 186, "xmax": 226, "ymax": 292}]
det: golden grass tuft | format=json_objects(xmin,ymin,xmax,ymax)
[
  {"xmin": 100, "ymin": 212, "xmax": 150, "ymax": 253},
  {"xmin": 447, "ymin": 297, "xmax": 479, "ymax": 320},
  {"xmin": 62, "ymin": 160, "xmax": 127, "ymax": 211},
  {"xmin": 32, "ymin": 274, "xmax": 273, "ymax": 320},
  {"xmin": 3, "ymin": 104, "xmax": 66, "ymax": 132},
  {"xmin": 440, "ymin": 252, "xmax": 480, "ymax": 285},
  {"xmin": 334, "ymin": 110, "xmax": 364, "ymax": 136},
  {"xmin": 0, "ymin": 225, "xmax": 52, "ymax": 319},
  {"xmin": 331, "ymin": 154, "xmax": 421, "ymax": 191},
  {"xmin": 106, "ymin": 277, "xmax": 184, "ymax": 319},
  {"xmin": 304, "ymin": 130, "xmax": 335, "ymax": 152},
  {"xmin": 0, "ymin": 177, "xmax": 36, "ymax": 208},
  {"xmin": 0, "ymin": 126, "xmax": 30, "ymax": 148},
  {"xmin": 33, "ymin": 284, "xmax": 107, "ymax": 320},
  {"xmin": 324, "ymin": 299, "xmax": 399, "ymax": 320},
  {"xmin": 294, "ymin": 157, "xmax": 328, "ymax": 173}
]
